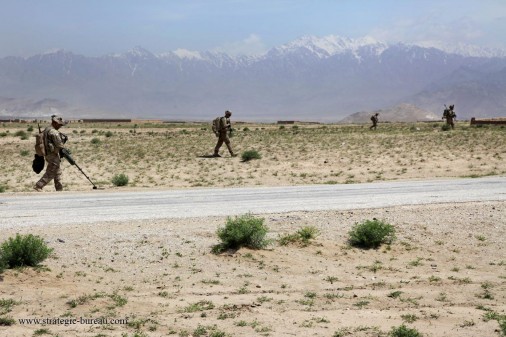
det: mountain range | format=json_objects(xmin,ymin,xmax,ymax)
[{"xmin": 0, "ymin": 35, "xmax": 505, "ymax": 122}]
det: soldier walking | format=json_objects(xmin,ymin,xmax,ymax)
[
  {"xmin": 34, "ymin": 115, "xmax": 68, "ymax": 191},
  {"xmin": 370, "ymin": 113, "xmax": 379, "ymax": 130},
  {"xmin": 442, "ymin": 104, "xmax": 456, "ymax": 129},
  {"xmin": 213, "ymin": 110, "xmax": 236, "ymax": 157}
]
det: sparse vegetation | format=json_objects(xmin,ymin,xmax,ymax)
[
  {"xmin": 1, "ymin": 234, "xmax": 53, "ymax": 268},
  {"xmin": 14, "ymin": 130, "xmax": 28, "ymax": 139},
  {"xmin": 241, "ymin": 149, "xmax": 262, "ymax": 162},
  {"xmin": 0, "ymin": 316, "xmax": 15, "ymax": 326},
  {"xmin": 279, "ymin": 226, "xmax": 319, "ymax": 246},
  {"xmin": 112, "ymin": 173, "xmax": 129, "ymax": 187},
  {"xmin": 348, "ymin": 219, "xmax": 396, "ymax": 248},
  {"xmin": 389, "ymin": 324, "xmax": 422, "ymax": 337},
  {"xmin": 213, "ymin": 214, "xmax": 269, "ymax": 253},
  {"xmin": 0, "ymin": 121, "xmax": 504, "ymax": 337}
]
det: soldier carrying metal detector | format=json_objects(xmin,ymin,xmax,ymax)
[{"xmin": 33, "ymin": 115, "xmax": 99, "ymax": 191}]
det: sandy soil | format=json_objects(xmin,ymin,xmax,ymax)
[
  {"xmin": 1, "ymin": 201, "xmax": 505, "ymax": 337},
  {"xmin": 1, "ymin": 121, "xmax": 505, "ymax": 336},
  {"xmin": 1, "ymin": 121, "xmax": 505, "ymax": 192}
]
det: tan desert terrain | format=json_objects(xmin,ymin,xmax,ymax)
[{"xmin": 0, "ymin": 121, "xmax": 505, "ymax": 337}]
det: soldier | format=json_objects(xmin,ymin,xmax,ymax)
[
  {"xmin": 33, "ymin": 115, "xmax": 68, "ymax": 191},
  {"xmin": 442, "ymin": 104, "xmax": 456, "ymax": 129},
  {"xmin": 370, "ymin": 113, "xmax": 379, "ymax": 130},
  {"xmin": 213, "ymin": 110, "xmax": 237, "ymax": 157}
]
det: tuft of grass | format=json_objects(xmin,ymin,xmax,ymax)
[
  {"xmin": 33, "ymin": 328, "xmax": 52, "ymax": 335},
  {"xmin": 213, "ymin": 214, "xmax": 269, "ymax": 253},
  {"xmin": 279, "ymin": 226, "xmax": 319, "ymax": 246},
  {"xmin": 348, "ymin": 219, "xmax": 396, "ymax": 249},
  {"xmin": 112, "ymin": 173, "xmax": 129, "ymax": 187},
  {"xmin": 1, "ymin": 234, "xmax": 53, "ymax": 268},
  {"xmin": 0, "ymin": 316, "xmax": 15, "ymax": 326},
  {"xmin": 389, "ymin": 324, "xmax": 423, "ymax": 337},
  {"xmin": 241, "ymin": 149, "xmax": 262, "ymax": 162},
  {"xmin": 182, "ymin": 300, "xmax": 215, "ymax": 313},
  {"xmin": 499, "ymin": 319, "xmax": 506, "ymax": 336}
]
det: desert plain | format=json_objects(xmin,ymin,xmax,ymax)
[{"xmin": 0, "ymin": 120, "xmax": 505, "ymax": 337}]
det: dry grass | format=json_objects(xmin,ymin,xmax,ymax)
[
  {"xmin": 1, "ymin": 121, "xmax": 505, "ymax": 192},
  {"xmin": 1, "ymin": 120, "xmax": 505, "ymax": 336}
]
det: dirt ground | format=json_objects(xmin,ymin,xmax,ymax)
[
  {"xmin": 1, "ymin": 121, "xmax": 505, "ymax": 336},
  {"xmin": 1, "ymin": 201, "xmax": 505, "ymax": 337},
  {"xmin": 0, "ymin": 121, "xmax": 505, "ymax": 192}
]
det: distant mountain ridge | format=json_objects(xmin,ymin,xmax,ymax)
[{"xmin": 0, "ymin": 35, "xmax": 505, "ymax": 121}]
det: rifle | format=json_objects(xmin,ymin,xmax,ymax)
[{"xmin": 60, "ymin": 148, "xmax": 98, "ymax": 190}]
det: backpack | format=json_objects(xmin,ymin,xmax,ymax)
[
  {"xmin": 34, "ymin": 124, "xmax": 46, "ymax": 157},
  {"xmin": 212, "ymin": 117, "xmax": 221, "ymax": 134}
]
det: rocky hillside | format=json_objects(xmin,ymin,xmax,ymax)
[{"xmin": 339, "ymin": 103, "xmax": 440, "ymax": 123}]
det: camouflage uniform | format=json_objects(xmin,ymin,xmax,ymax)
[
  {"xmin": 214, "ymin": 111, "xmax": 235, "ymax": 157},
  {"xmin": 443, "ymin": 105, "xmax": 456, "ymax": 129},
  {"xmin": 35, "ymin": 117, "xmax": 66, "ymax": 191},
  {"xmin": 370, "ymin": 113, "xmax": 379, "ymax": 130}
]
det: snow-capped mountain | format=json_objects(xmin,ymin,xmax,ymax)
[
  {"xmin": 268, "ymin": 35, "xmax": 388, "ymax": 59},
  {"xmin": 0, "ymin": 35, "xmax": 505, "ymax": 121}
]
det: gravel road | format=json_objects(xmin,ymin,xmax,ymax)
[{"xmin": 1, "ymin": 176, "xmax": 505, "ymax": 228}]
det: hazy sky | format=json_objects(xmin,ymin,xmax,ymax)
[{"xmin": 1, "ymin": 0, "xmax": 505, "ymax": 57}]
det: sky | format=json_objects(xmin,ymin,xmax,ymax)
[{"xmin": 0, "ymin": 0, "xmax": 505, "ymax": 58}]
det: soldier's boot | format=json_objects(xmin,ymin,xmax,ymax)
[
  {"xmin": 55, "ymin": 182, "xmax": 63, "ymax": 192},
  {"xmin": 226, "ymin": 143, "xmax": 235, "ymax": 157},
  {"xmin": 213, "ymin": 153, "xmax": 221, "ymax": 157},
  {"xmin": 33, "ymin": 185, "xmax": 43, "ymax": 192}
]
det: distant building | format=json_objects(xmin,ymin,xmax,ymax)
[
  {"xmin": 470, "ymin": 117, "xmax": 506, "ymax": 125},
  {"xmin": 81, "ymin": 119, "xmax": 132, "ymax": 123}
]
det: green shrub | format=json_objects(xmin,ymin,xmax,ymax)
[
  {"xmin": 27, "ymin": 126, "xmax": 34, "ymax": 132},
  {"xmin": 1, "ymin": 234, "xmax": 53, "ymax": 268},
  {"xmin": 0, "ymin": 185, "xmax": 6, "ymax": 193},
  {"xmin": 15, "ymin": 130, "xmax": 28, "ymax": 140},
  {"xmin": 20, "ymin": 150, "xmax": 30, "ymax": 156},
  {"xmin": 0, "ymin": 252, "xmax": 6, "ymax": 274},
  {"xmin": 90, "ymin": 137, "xmax": 101, "ymax": 145},
  {"xmin": 389, "ymin": 324, "xmax": 422, "ymax": 337},
  {"xmin": 105, "ymin": 131, "xmax": 113, "ymax": 137},
  {"xmin": 441, "ymin": 124, "xmax": 451, "ymax": 131},
  {"xmin": 348, "ymin": 219, "xmax": 396, "ymax": 249},
  {"xmin": 213, "ymin": 214, "xmax": 269, "ymax": 253},
  {"xmin": 112, "ymin": 173, "xmax": 129, "ymax": 187},
  {"xmin": 298, "ymin": 226, "xmax": 319, "ymax": 242},
  {"xmin": 0, "ymin": 132, "xmax": 7, "ymax": 137},
  {"xmin": 241, "ymin": 150, "xmax": 261, "ymax": 162}
]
